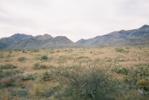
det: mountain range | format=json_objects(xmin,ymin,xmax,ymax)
[
  {"xmin": 0, "ymin": 25, "xmax": 149, "ymax": 49},
  {"xmin": 0, "ymin": 34, "xmax": 74, "ymax": 49},
  {"xmin": 76, "ymin": 25, "xmax": 149, "ymax": 46}
]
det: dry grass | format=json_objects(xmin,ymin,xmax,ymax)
[{"xmin": 0, "ymin": 46, "xmax": 149, "ymax": 99}]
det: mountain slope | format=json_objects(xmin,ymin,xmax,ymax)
[
  {"xmin": 0, "ymin": 33, "xmax": 33, "ymax": 49},
  {"xmin": 76, "ymin": 25, "xmax": 149, "ymax": 46},
  {"xmin": 11, "ymin": 35, "xmax": 74, "ymax": 49}
]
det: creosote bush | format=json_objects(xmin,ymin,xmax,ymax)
[{"xmin": 59, "ymin": 66, "xmax": 123, "ymax": 100}]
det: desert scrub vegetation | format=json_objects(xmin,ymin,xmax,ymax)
[
  {"xmin": 124, "ymin": 64, "xmax": 149, "ymax": 85},
  {"xmin": 0, "ymin": 46, "xmax": 149, "ymax": 99},
  {"xmin": 112, "ymin": 63, "xmax": 149, "ymax": 96},
  {"xmin": 136, "ymin": 79, "xmax": 149, "ymax": 91},
  {"xmin": 59, "ymin": 66, "xmax": 123, "ymax": 100},
  {"xmin": 115, "ymin": 47, "xmax": 129, "ymax": 53},
  {"xmin": 112, "ymin": 66, "xmax": 130, "ymax": 75}
]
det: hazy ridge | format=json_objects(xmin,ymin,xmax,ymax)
[{"xmin": 0, "ymin": 25, "xmax": 149, "ymax": 49}]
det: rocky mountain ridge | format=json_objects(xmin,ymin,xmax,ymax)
[
  {"xmin": 0, "ymin": 25, "xmax": 149, "ymax": 49},
  {"xmin": 76, "ymin": 25, "xmax": 149, "ymax": 46}
]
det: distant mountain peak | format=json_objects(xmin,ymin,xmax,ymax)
[
  {"xmin": 10, "ymin": 33, "xmax": 33, "ymax": 41},
  {"xmin": 140, "ymin": 24, "xmax": 149, "ymax": 29},
  {"xmin": 11, "ymin": 33, "xmax": 30, "ymax": 37},
  {"xmin": 35, "ymin": 34, "xmax": 53, "ymax": 40},
  {"xmin": 43, "ymin": 34, "xmax": 52, "ymax": 37}
]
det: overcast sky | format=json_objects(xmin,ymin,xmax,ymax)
[{"xmin": 0, "ymin": 0, "xmax": 149, "ymax": 41}]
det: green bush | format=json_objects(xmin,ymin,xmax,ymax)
[
  {"xmin": 60, "ymin": 66, "xmax": 122, "ymax": 100},
  {"xmin": 124, "ymin": 64, "xmax": 149, "ymax": 85}
]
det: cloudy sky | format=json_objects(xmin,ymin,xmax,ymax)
[{"xmin": 0, "ymin": 0, "xmax": 149, "ymax": 41}]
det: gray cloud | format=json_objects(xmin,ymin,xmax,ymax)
[{"xmin": 0, "ymin": 0, "xmax": 149, "ymax": 41}]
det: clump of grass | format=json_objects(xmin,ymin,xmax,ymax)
[
  {"xmin": 1, "ymin": 70, "xmax": 16, "ymax": 78},
  {"xmin": 40, "ymin": 71, "xmax": 53, "ymax": 81},
  {"xmin": 40, "ymin": 55, "xmax": 48, "ymax": 61},
  {"xmin": 18, "ymin": 57, "xmax": 27, "ymax": 62},
  {"xmin": 0, "ymin": 64, "xmax": 17, "ymax": 69},
  {"xmin": 136, "ymin": 79, "xmax": 149, "ymax": 91},
  {"xmin": 33, "ymin": 63, "xmax": 48, "ymax": 70},
  {"xmin": 112, "ymin": 66, "xmax": 130, "ymax": 75},
  {"xmin": 11, "ymin": 90, "xmax": 29, "ymax": 97},
  {"xmin": 21, "ymin": 73, "xmax": 36, "ymax": 81},
  {"xmin": 31, "ymin": 82, "xmax": 60, "ymax": 98},
  {"xmin": 0, "ymin": 53, "xmax": 4, "ymax": 58},
  {"xmin": 0, "ymin": 77, "xmax": 15, "ymax": 87},
  {"xmin": 22, "ymin": 49, "xmax": 27, "ymax": 53},
  {"xmin": 0, "ymin": 90, "xmax": 11, "ymax": 100},
  {"xmin": 115, "ymin": 48, "xmax": 128, "ymax": 53},
  {"xmin": 124, "ymin": 64, "xmax": 149, "ymax": 85},
  {"xmin": 0, "ymin": 69, "xmax": 3, "ymax": 79}
]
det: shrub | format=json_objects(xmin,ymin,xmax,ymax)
[
  {"xmin": 32, "ymin": 85, "xmax": 59, "ymax": 97},
  {"xmin": 0, "ymin": 53, "xmax": 4, "ymax": 58},
  {"xmin": 33, "ymin": 63, "xmax": 48, "ymax": 70},
  {"xmin": 32, "ymin": 49, "xmax": 40, "ymax": 52},
  {"xmin": 60, "ymin": 66, "xmax": 122, "ymax": 100},
  {"xmin": 21, "ymin": 74, "xmax": 36, "ymax": 81},
  {"xmin": 112, "ymin": 67, "xmax": 130, "ymax": 75},
  {"xmin": 11, "ymin": 90, "xmax": 28, "ymax": 97},
  {"xmin": 2, "ymin": 70, "xmax": 16, "ymax": 77},
  {"xmin": 0, "ymin": 77, "xmax": 15, "ymax": 87},
  {"xmin": 18, "ymin": 57, "xmax": 27, "ymax": 62},
  {"xmin": 115, "ymin": 48, "xmax": 128, "ymax": 53},
  {"xmin": 0, "ymin": 69, "xmax": 16, "ymax": 81},
  {"xmin": 40, "ymin": 55, "xmax": 48, "ymax": 61},
  {"xmin": 0, "ymin": 69, "xmax": 3, "ymax": 79},
  {"xmin": 0, "ymin": 64, "xmax": 17, "ymax": 69},
  {"xmin": 124, "ymin": 64, "xmax": 149, "ymax": 86},
  {"xmin": 136, "ymin": 79, "xmax": 149, "ymax": 91},
  {"xmin": 22, "ymin": 49, "xmax": 27, "ymax": 53},
  {"xmin": 40, "ymin": 71, "xmax": 52, "ymax": 81},
  {"xmin": 0, "ymin": 90, "xmax": 11, "ymax": 100}
]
